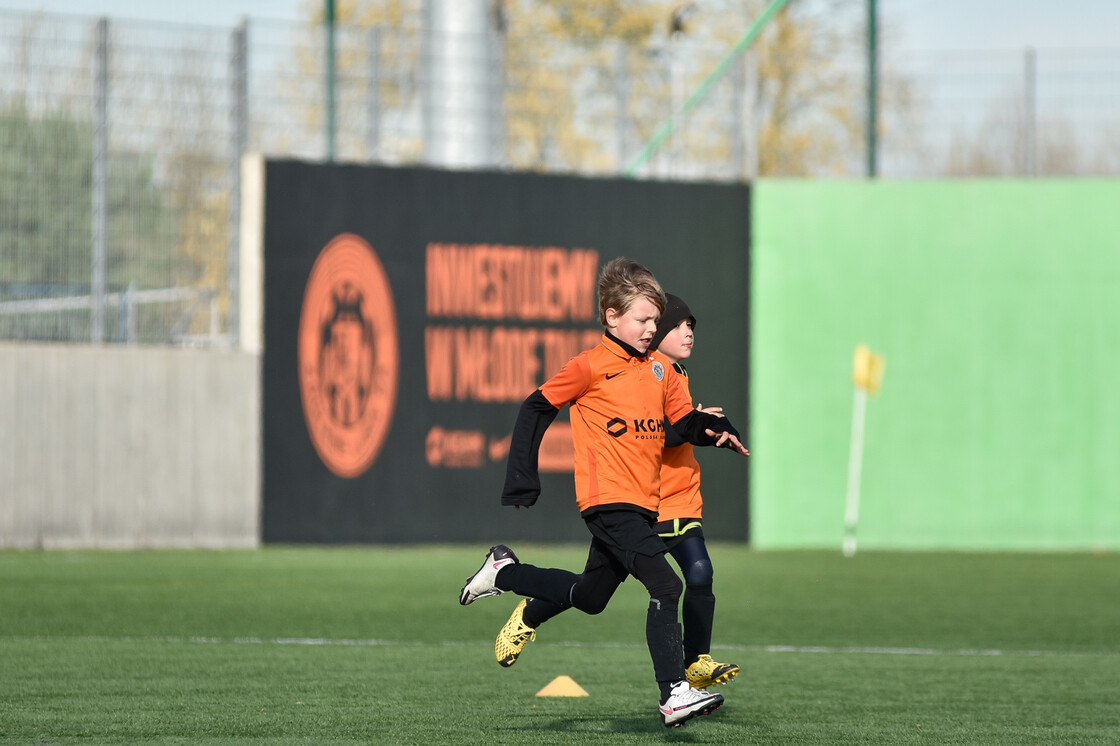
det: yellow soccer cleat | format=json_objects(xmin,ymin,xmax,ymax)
[
  {"xmin": 495, "ymin": 598, "xmax": 537, "ymax": 667},
  {"xmin": 685, "ymin": 654, "xmax": 740, "ymax": 689}
]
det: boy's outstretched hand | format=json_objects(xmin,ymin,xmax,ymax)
[{"xmin": 705, "ymin": 429, "xmax": 750, "ymax": 456}]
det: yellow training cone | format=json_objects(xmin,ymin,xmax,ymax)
[{"xmin": 535, "ymin": 675, "xmax": 589, "ymax": 697}]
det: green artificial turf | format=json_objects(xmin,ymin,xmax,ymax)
[{"xmin": 1, "ymin": 546, "xmax": 1118, "ymax": 744}]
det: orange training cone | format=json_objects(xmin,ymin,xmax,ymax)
[{"xmin": 535, "ymin": 675, "xmax": 589, "ymax": 697}]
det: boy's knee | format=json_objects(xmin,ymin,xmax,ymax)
[
  {"xmin": 574, "ymin": 596, "xmax": 610, "ymax": 615},
  {"xmin": 582, "ymin": 595, "xmax": 609, "ymax": 613},
  {"xmin": 682, "ymin": 558, "xmax": 713, "ymax": 587},
  {"xmin": 571, "ymin": 583, "xmax": 611, "ymax": 615}
]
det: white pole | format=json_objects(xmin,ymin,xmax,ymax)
[
  {"xmin": 843, "ymin": 385, "xmax": 868, "ymax": 557},
  {"xmin": 423, "ymin": 0, "xmax": 494, "ymax": 168}
]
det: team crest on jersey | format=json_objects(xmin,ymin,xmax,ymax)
[{"xmin": 651, "ymin": 361, "xmax": 665, "ymax": 381}]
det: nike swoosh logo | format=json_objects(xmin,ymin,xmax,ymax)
[
  {"xmin": 606, "ymin": 372, "xmax": 622, "ymax": 379},
  {"xmin": 492, "ymin": 559, "xmax": 513, "ymax": 570},
  {"xmin": 659, "ymin": 706, "xmax": 672, "ymax": 715}
]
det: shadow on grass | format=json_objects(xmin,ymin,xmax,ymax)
[{"xmin": 494, "ymin": 710, "xmax": 764, "ymax": 742}]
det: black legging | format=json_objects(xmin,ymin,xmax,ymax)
[
  {"xmin": 666, "ymin": 532, "xmax": 715, "ymax": 665},
  {"xmin": 496, "ymin": 528, "xmax": 686, "ymax": 685}
]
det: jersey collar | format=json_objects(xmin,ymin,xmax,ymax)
[{"xmin": 603, "ymin": 330, "xmax": 648, "ymax": 360}]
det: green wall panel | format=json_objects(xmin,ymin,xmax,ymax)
[{"xmin": 751, "ymin": 180, "xmax": 1120, "ymax": 550}]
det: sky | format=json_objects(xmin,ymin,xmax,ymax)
[{"xmin": 1, "ymin": 0, "xmax": 1119, "ymax": 52}]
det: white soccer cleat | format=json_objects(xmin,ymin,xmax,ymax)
[
  {"xmin": 658, "ymin": 680, "xmax": 724, "ymax": 727},
  {"xmin": 459, "ymin": 544, "xmax": 519, "ymax": 605}
]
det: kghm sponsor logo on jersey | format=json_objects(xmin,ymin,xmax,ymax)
[
  {"xmin": 606, "ymin": 416, "xmax": 665, "ymax": 440},
  {"xmin": 633, "ymin": 417, "xmax": 666, "ymax": 440}
]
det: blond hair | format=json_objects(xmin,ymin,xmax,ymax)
[{"xmin": 597, "ymin": 257, "xmax": 666, "ymax": 326}]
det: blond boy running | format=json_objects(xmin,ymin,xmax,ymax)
[{"xmin": 459, "ymin": 259, "xmax": 749, "ymax": 728}]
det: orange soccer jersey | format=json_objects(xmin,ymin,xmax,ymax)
[
  {"xmin": 540, "ymin": 335, "xmax": 695, "ymax": 514},
  {"xmin": 656, "ymin": 363, "xmax": 704, "ymax": 523}
]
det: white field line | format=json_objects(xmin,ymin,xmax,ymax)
[{"xmin": 3, "ymin": 635, "xmax": 1118, "ymax": 659}]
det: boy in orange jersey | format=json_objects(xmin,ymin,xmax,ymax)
[
  {"xmin": 459, "ymin": 258, "xmax": 750, "ymax": 728},
  {"xmin": 647, "ymin": 294, "xmax": 740, "ymax": 690},
  {"xmin": 485, "ymin": 293, "xmax": 740, "ymax": 688}
]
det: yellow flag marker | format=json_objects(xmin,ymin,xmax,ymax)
[
  {"xmin": 535, "ymin": 675, "xmax": 589, "ymax": 697},
  {"xmin": 845, "ymin": 344, "xmax": 887, "ymax": 557},
  {"xmin": 852, "ymin": 343, "xmax": 886, "ymax": 395}
]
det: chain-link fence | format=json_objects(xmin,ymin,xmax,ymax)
[
  {"xmin": 2, "ymin": 8, "xmax": 1118, "ymax": 346},
  {"xmin": 1, "ymin": 12, "xmax": 242, "ymax": 346},
  {"xmin": 881, "ymin": 47, "xmax": 1120, "ymax": 178}
]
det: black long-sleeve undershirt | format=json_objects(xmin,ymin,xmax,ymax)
[
  {"xmin": 501, "ymin": 390, "xmax": 559, "ymax": 507},
  {"xmin": 500, "ymin": 390, "xmax": 739, "ymax": 508}
]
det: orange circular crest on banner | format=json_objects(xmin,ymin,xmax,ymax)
[{"xmin": 298, "ymin": 234, "xmax": 399, "ymax": 478}]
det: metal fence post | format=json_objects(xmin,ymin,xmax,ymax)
[
  {"xmin": 731, "ymin": 49, "xmax": 745, "ymax": 179},
  {"xmin": 325, "ymin": 0, "xmax": 337, "ymax": 161},
  {"xmin": 1024, "ymin": 47, "xmax": 1036, "ymax": 177},
  {"xmin": 866, "ymin": 0, "xmax": 878, "ymax": 178},
  {"xmin": 91, "ymin": 17, "xmax": 108, "ymax": 344},
  {"xmin": 228, "ymin": 20, "xmax": 248, "ymax": 348}
]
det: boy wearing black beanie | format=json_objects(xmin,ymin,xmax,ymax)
[{"xmin": 650, "ymin": 294, "xmax": 741, "ymax": 689}]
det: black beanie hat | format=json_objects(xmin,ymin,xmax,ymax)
[{"xmin": 650, "ymin": 294, "xmax": 696, "ymax": 352}]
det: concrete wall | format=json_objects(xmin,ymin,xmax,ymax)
[{"xmin": 0, "ymin": 342, "xmax": 260, "ymax": 549}]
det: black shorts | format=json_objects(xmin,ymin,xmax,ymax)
[{"xmin": 583, "ymin": 508, "xmax": 667, "ymax": 575}]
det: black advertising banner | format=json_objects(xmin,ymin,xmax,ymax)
[{"xmin": 262, "ymin": 161, "xmax": 750, "ymax": 544}]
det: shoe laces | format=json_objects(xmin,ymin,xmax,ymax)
[
  {"xmin": 668, "ymin": 680, "xmax": 705, "ymax": 702},
  {"xmin": 693, "ymin": 654, "xmax": 715, "ymax": 671},
  {"xmin": 509, "ymin": 622, "xmax": 536, "ymax": 645}
]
